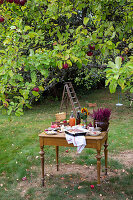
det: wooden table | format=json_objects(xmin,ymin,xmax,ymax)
[{"xmin": 39, "ymin": 131, "xmax": 108, "ymax": 186}]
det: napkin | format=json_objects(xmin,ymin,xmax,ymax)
[{"xmin": 65, "ymin": 134, "xmax": 86, "ymax": 153}]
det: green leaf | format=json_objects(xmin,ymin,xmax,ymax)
[
  {"xmin": 57, "ymin": 60, "xmax": 63, "ymax": 69},
  {"xmin": 111, "ymin": 31, "xmax": 116, "ymax": 39},
  {"xmin": 67, "ymin": 60, "xmax": 72, "ymax": 66},
  {"xmin": 129, "ymin": 43, "xmax": 133, "ymax": 49},
  {"xmin": 7, "ymin": 106, "xmax": 13, "ymax": 115},
  {"xmin": 107, "ymin": 61, "xmax": 116, "ymax": 69},
  {"xmin": 76, "ymin": 25, "xmax": 83, "ymax": 34},
  {"xmin": 15, "ymin": 108, "xmax": 23, "ymax": 116},
  {"xmin": 71, "ymin": 55, "xmax": 78, "ymax": 62},
  {"xmin": 31, "ymin": 71, "xmax": 37, "ymax": 83},
  {"xmin": 28, "ymin": 32, "xmax": 38, "ymax": 38},
  {"xmin": 24, "ymin": 26, "xmax": 32, "ymax": 32},
  {"xmin": 32, "ymin": 91, "xmax": 39, "ymax": 97},
  {"xmin": 115, "ymin": 57, "xmax": 122, "ymax": 69},
  {"xmin": 40, "ymin": 69, "xmax": 49, "ymax": 77},
  {"xmin": 130, "ymin": 87, "xmax": 133, "ymax": 93},
  {"xmin": 23, "ymin": 90, "xmax": 29, "ymax": 100},
  {"xmin": 0, "ymin": 50, "xmax": 6, "ymax": 54},
  {"xmin": 83, "ymin": 17, "xmax": 89, "ymax": 25},
  {"xmin": 109, "ymin": 82, "xmax": 117, "ymax": 93}
]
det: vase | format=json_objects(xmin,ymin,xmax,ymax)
[
  {"xmin": 94, "ymin": 120, "xmax": 109, "ymax": 131},
  {"xmin": 83, "ymin": 119, "xmax": 87, "ymax": 129}
]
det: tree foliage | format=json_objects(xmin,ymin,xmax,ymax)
[{"xmin": 0, "ymin": 0, "xmax": 132, "ymax": 115}]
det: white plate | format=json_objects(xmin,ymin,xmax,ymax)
[
  {"xmin": 87, "ymin": 131, "xmax": 101, "ymax": 136},
  {"xmin": 45, "ymin": 130, "xmax": 57, "ymax": 135}
]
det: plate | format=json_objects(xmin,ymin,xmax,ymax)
[
  {"xmin": 45, "ymin": 130, "xmax": 57, "ymax": 135},
  {"xmin": 87, "ymin": 131, "xmax": 101, "ymax": 136},
  {"xmin": 47, "ymin": 127, "xmax": 60, "ymax": 131}
]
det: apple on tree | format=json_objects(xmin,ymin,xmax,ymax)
[
  {"xmin": 20, "ymin": 0, "xmax": 27, "ymax": 6},
  {"xmin": 14, "ymin": 0, "xmax": 20, "ymax": 4},
  {"xmin": 120, "ymin": 56, "xmax": 124, "ymax": 62},
  {"xmin": 62, "ymin": 63, "xmax": 68, "ymax": 69},
  {"xmin": 0, "ymin": 16, "xmax": 4, "ymax": 22},
  {"xmin": 6, "ymin": 99, "xmax": 10, "ymax": 102},
  {"xmin": 89, "ymin": 45, "xmax": 95, "ymax": 50},
  {"xmin": 53, "ymin": 42, "xmax": 57, "ymax": 46},
  {"xmin": 7, "ymin": 0, "xmax": 14, "ymax": 3},
  {"xmin": 32, "ymin": 87, "xmax": 39, "ymax": 92},
  {"xmin": 0, "ymin": 0, "xmax": 3, "ymax": 4},
  {"xmin": 87, "ymin": 51, "xmax": 93, "ymax": 56},
  {"xmin": 3, "ymin": 102, "xmax": 8, "ymax": 107}
]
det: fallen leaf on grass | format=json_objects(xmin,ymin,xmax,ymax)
[{"xmin": 78, "ymin": 186, "xmax": 83, "ymax": 189}]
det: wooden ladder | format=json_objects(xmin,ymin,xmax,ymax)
[{"xmin": 60, "ymin": 82, "xmax": 81, "ymax": 117}]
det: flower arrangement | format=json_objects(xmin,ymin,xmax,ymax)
[
  {"xmin": 80, "ymin": 107, "xmax": 89, "ymax": 120},
  {"xmin": 90, "ymin": 108, "xmax": 111, "ymax": 122}
]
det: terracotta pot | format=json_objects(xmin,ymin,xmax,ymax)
[{"xmin": 94, "ymin": 120, "xmax": 109, "ymax": 131}]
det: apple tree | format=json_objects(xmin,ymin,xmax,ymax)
[{"xmin": 0, "ymin": 0, "xmax": 132, "ymax": 116}]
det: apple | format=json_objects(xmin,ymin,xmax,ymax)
[
  {"xmin": 62, "ymin": 63, "xmax": 68, "ymax": 69},
  {"xmin": 87, "ymin": 51, "xmax": 93, "ymax": 56},
  {"xmin": 3, "ymin": 103, "xmax": 8, "ymax": 107},
  {"xmin": 0, "ymin": 0, "xmax": 3, "ymax": 4},
  {"xmin": 53, "ymin": 42, "xmax": 57, "ymax": 46},
  {"xmin": 7, "ymin": 0, "xmax": 13, "ymax": 3},
  {"xmin": 63, "ymin": 120, "xmax": 67, "ymax": 123},
  {"xmin": 0, "ymin": 16, "xmax": 4, "ymax": 22},
  {"xmin": 66, "ymin": 150, "xmax": 68, "ymax": 153},
  {"xmin": 32, "ymin": 87, "xmax": 39, "ymax": 92},
  {"xmin": 90, "ymin": 185, "xmax": 94, "ymax": 189},
  {"xmin": 51, "ymin": 124, "xmax": 57, "ymax": 128},
  {"xmin": 6, "ymin": 99, "xmax": 10, "ymax": 102},
  {"xmin": 120, "ymin": 56, "xmax": 124, "ymax": 62},
  {"xmin": 14, "ymin": 0, "xmax": 20, "ymax": 4},
  {"xmin": 89, "ymin": 45, "xmax": 95, "ymax": 50},
  {"xmin": 20, "ymin": 0, "xmax": 27, "ymax": 6}
]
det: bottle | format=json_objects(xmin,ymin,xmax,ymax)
[
  {"xmin": 69, "ymin": 111, "xmax": 75, "ymax": 127},
  {"xmin": 76, "ymin": 111, "xmax": 81, "ymax": 125}
]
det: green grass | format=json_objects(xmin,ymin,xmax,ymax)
[{"xmin": 0, "ymin": 88, "xmax": 133, "ymax": 200}]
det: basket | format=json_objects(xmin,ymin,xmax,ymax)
[{"xmin": 55, "ymin": 112, "xmax": 66, "ymax": 122}]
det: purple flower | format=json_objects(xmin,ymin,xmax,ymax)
[
  {"xmin": 88, "ymin": 122, "xmax": 92, "ymax": 127},
  {"xmin": 90, "ymin": 108, "xmax": 111, "ymax": 121}
]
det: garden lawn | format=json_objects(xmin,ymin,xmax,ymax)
[{"xmin": 0, "ymin": 88, "xmax": 133, "ymax": 200}]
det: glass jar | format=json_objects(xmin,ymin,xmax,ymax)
[{"xmin": 69, "ymin": 111, "xmax": 75, "ymax": 127}]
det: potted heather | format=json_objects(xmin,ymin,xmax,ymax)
[{"xmin": 90, "ymin": 108, "xmax": 111, "ymax": 131}]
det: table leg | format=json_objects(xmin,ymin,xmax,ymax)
[
  {"xmin": 39, "ymin": 146, "xmax": 44, "ymax": 186},
  {"xmin": 104, "ymin": 139, "xmax": 108, "ymax": 175},
  {"xmin": 56, "ymin": 146, "xmax": 59, "ymax": 171},
  {"xmin": 96, "ymin": 150, "xmax": 102, "ymax": 186}
]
